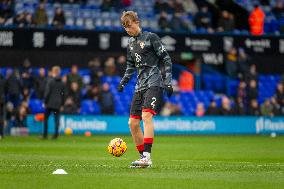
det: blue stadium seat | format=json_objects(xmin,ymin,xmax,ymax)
[
  {"xmin": 80, "ymin": 100, "xmax": 101, "ymax": 115},
  {"xmin": 29, "ymin": 99, "xmax": 45, "ymax": 113}
]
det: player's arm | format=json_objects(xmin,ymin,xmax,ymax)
[
  {"xmin": 117, "ymin": 46, "xmax": 135, "ymax": 92},
  {"xmin": 150, "ymin": 33, "xmax": 173, "ymax": 97}
]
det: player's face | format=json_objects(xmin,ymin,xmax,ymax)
[{"xmin": 123, "ymin": 20, "xmax": 140, "ymax": 37}]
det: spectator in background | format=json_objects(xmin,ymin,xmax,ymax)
[
  {"xmin": 272, "ymin": 0, "xmax": 284, "ymax": 20},
  {"xmin": 233, "ymin": 97, "xmax": 246, "ymax": 115},
  {"xmin": 0, "ymin": 16, "xmax": 6, "ymax": 26},
  {"xmin": 249, "ymin": 5, "xmax": 265, "ymax": 35},
  {"xmin": 174, "ymin": 0, "xmax": 185, "ymax": 13},
  {"xmin": 116, "ymin": 55, "xmax": 127, "ymax": 77},
  {"xmin": 160, "ymin": 102, "xmax": 182, "ymax": 116},
  {"xmin": 170, "ymin": 12, "xmax": 190, "ymax": 32},
  {"xmin": 182, "ymin": 0, "xmax": 198, "ymax": 16},
  {"xmin": 22, "ymin": 87, "xmax": 30, "ymax": 102},
  {"xmin": 154, "ymin": 0, "xmax": 168, "ymax": 14},
  {"xmin": 5, "ymin": 69, "xmax": 22, "ymax": 108},
  {"xmin": 84, "ymin": 85, "xmax": 100, "ymax": 101},
  {"xmin": 15, "ymin": 104, "xmax": 27, "ymax": 127},
  {"xmin": 194, "ymin": 5, "xmax": 213, "ymax": 31},
  {"xmin": 21, "ymin": 59, "xmax": 33, "ymax": 89},
  {"xmin": 237, "ymin": 81, "xmax": 247, "ymax": 103},
  {"xmin": 15, "ymin": 101, "xmax": 30, "ymax": 128},
  {"xmin": 271, "ymin": 96, "xmax": 281, "ymax": 116},
  {"xmin": 43, "ymin": 66, "xmax": 65, "ymax": 139},
  {"xmin": 259, "ymin": 0, "xmax": 270, "ymax": 6},
  {"xmin": 104, "ymin": 57, "xmax": 116, "ymax": 76},
  {"xmin": 225, "ymin": 47, "xmax": 238, "ymax": 79},
  {"xmin": 100, "ymin": 0, "xmax": 113, "ymax": 12},
  {"xmin": 167, "ymin": 0, "xmax": 175, "ymax": 14},
  {"xmin": 20, "ymin": 101, "xmax": 31, "ymax": 114},
  {"xmin": 179, "ymin": 71, "xmax": 193, "ymax": 92},
  {"xmin": 158, "ymin": 11, "xmax": 170, "ymax": 31},
  {"xmin": 21, "ymin": 58, "xmax": 32, "ymax": 74},
  {"xmin": 34, "ymin": 3, "xmax": 48, "ymax": 27},
  {"xmin": 67, "ymin": 65, "xmax": 83, "ymax": 90},
  {"xmin": 205, "ymin": 100, "xmax": 220, "ymax": 115},
  {"xmin": 248, "ymin": 99, "xmax": 261, "ymax": 116},
  {"xmin": 14, "ymin": 12, "xmax": 26, "ymax": 28},
  {"xmin": 98, "ymin": 83, "xmax": 114, "ymax": 114},
  {"xmin": 25, "ymin": 12, "xmax": 35, "ymax": 27},
  {"xmin": 220, "ymin": 96, "xmax": 233, "ymax": 115},
  {"xmin": 261, "ymin": 99, "xmax": 273, "ymax": 116},
  {"xmin": 67, "ymin": 81, "xmax": 81, "ymax": 110},
  {"xmin": 195, "ymin": 102, "xmax": 205, "ymax": 117},
  {"xmin": 34, "ymin": 68, "xmax": 47, "ymax": 99},
  {"xmin": 62, "ymin": 97, "xmax": 78, "ymax": 114},
  {"xmin": 61, "ymin": 74, "xmax": 69, "ymax": 100},
  {"xmin": 245, "ymin": 64, "xmax": 258, "ymax": 82},
  {"xmin": 276, "ymin": 82, "xmax": 284, "ymax": 106},
  {"xmin": 88, "ymin": 58, "xmax": 103, "ymax": 86},
  {"xmin": 52, "ymin": 7, "xmax": 65, "ymax": 29},
  {"xmin": 247, "ymin": 79, "xmax": 258, "ymax": 102},
  {"xmin": 217, "ymin": 10, "xmax": 235, "ymax": 32},
  {"xmin": 238, "ymin": 48, "xmax": 250, "ymax": 79}
]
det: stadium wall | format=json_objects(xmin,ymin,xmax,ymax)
[{"xmin": 26, "ymin": 115, "xmax": 284, "ymax": 135}]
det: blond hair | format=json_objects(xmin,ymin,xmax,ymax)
[
  {"xmin": 52, "ymin": 66, "xmax": 61, "ymax": 76},
  {"xmin": 121, "ymin": 11, "xmax": 139, "ymax": 27}
]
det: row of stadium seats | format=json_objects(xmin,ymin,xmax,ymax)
[{"xmin": 11, "ymin": 0, "xmax": 283, "ymax": 34}]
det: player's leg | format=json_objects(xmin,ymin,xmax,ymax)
[
  {"xmin": 132, "ymin": 87, "xmax": 163, "ymax": 167},
  {"xmin": 129, "ymin": 91, "xmax": 144, "ymax": 155},
  {"xmin": 128, "ymin": 118, "xmax": 143, "ymax": 153},
  {"xmin": 142, "ymin": 111, "xmax": 154, "ymax": 155}
]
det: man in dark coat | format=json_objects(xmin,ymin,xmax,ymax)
[
  {"xmin": 43, "ymin": 66, "xmax": 65, "ymax": 139},
  {"xmin": 5, "ymin": 69, "xmax": 22, "ymax": 108}
]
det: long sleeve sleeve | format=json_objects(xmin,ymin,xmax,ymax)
[
  {"xmin": 150, "ymin": 33, "xmax": 172, "ymax": 86},
  {"xmin": 44, "ymin": 79, "xmax": 52, "ymax": 104},
  {"xmin": 119, "ymin": 46, "xmax": 135, "ymax": 86}
]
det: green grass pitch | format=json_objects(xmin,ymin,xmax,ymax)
[{"xmin": 0, "ymin": 135, "xmax": 284, "ymax": 189}]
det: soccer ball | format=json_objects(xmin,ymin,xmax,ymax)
[
  {"xmin": 64, "ymin": 128, "xmax": 73, "ymax": 135},
  {"xmin": 107, "ymin": 138, "xmax": 127, "ymax": 157}
]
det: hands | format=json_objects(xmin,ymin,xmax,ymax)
[{"xmin": 165, "ymin": 85, "xmax": 173, "ymax": 97}]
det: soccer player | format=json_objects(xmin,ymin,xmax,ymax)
[{"xmin": 117, "ymin": 11, "xmax": 173, "ymax": 168}]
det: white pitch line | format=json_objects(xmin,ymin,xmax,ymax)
[{"xmin": 171, "ymin": 160, "xmax": 284, "ymax": 166}]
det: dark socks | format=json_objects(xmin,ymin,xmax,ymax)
[{"xmin": 144, "ymin": 138, "xmax": 153, "ymax": 153}]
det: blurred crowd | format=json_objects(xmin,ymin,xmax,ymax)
[
  {"xmin": 160, "ymin": 58, "xmax": 284, "ymax": 117},
  {"xmin": 0, "ymin": 55, "xmax": 284, "ymax": 134},
  {"xmin": 0, "ymin": 56, "xmax": 127, "ymax": 130},
  {"xmin": 0, "ymin": 0, "xmax": 284, "ymax": 34}
]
